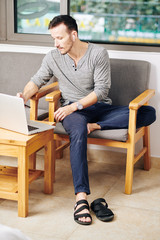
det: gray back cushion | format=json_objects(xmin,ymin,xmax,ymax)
[
  {"xmin": 0, "ymin": 52, "xmax": 45, "ymax": 94},
  {"xmin": 108, "ymin": 58, "xmax": 150, "ymax": 105},
  {"xmin": 0, "ymin": 52, "xmax": 53, "ymax": 109},
  {"xmin": 0, "ymin": 53, "xmax": 150, "ymax": 109}
]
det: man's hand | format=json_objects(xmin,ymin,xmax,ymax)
[
  {"xmin": 16, "ymin": 92, "xmax": 26, "ymax": 103},
  {"xmin": 17, "ymin": 81, "xmax": 39, "ymax": 104},
  {"xmin": 54, "ymin": 104, "xmax": 77, "ymax": 122},
  {"xmin": 54, "ymin": 91, "xmax": 98, "ymax": 122}
]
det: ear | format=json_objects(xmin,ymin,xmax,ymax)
[{"xmin": 72, "ymin": 31, "xmax": 77, "ymax": 41}]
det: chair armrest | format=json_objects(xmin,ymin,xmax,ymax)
[
  {"xmin": 128, "ymin": 89, "xmax": 155, "ymax": 137},
  {"xmin": 129, "ymin": 89, "xmax": 155, "ymax": 110},
  {"xmin": 31, "ymin": 82, "xmax": 58, "ymax": 101},
  {"xmin": 30, "ymin": 82, "xmax": 59, "ymax": 120},
  {"xmin": 45, "ymin": 90, "xmax": 61, "ymax": 102},
  {"xmin": 45, "ymin": 90, "xmax": 61, "ymax": 122}
]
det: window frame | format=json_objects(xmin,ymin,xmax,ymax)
[
  {"xmin": 0, "ymin": 0, "xmax": 160, "ymax": 52},
  {"xmin": 5, "ymin": 0, "xmax": 69, "ymax": 46},
  {"xmin": 0, "ymin": 0, "xmax": 7, "ymax": 41}
]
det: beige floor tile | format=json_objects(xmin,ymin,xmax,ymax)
[
  {"xmin": 25, "ymin": 232, "xmax": 66, "ymax": 240},
  {"xmin": 50, "ymin": 160, "xmax": 125, "ymax": 201},
  {"xmin": 1, "ymin": 153, "xmax": 160, "ymax": 240},
  {"xmin": 68, "ymin": 205, "xmax": 160, "ymax": 240},
  {"xmin": 104, "ymin": 168, "xmax": 160, "ymax": 211},
  {"xmin": 87, "ymin": 161, "xmax": 125, "ymax": 202},
  {"xmin": 0, "ymin": 197, "xmax": 77, "ymax": 239}
]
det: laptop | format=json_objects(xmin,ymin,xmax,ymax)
[{"xmin": 0, "ymin": 93, "xmax": 54, "ymax": 135}]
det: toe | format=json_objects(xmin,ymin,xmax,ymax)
[{"xmin": 86, "ymin": 217, "xmax": 92, "ymax": 223}]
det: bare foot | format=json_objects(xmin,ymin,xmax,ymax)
[
  {"xmin": 74, "ymin": 192, "xmax": 91, "ymax": 224},
  {"xmin": 87, "ymin": 123, "xmax": 101, "ymax": 134}
]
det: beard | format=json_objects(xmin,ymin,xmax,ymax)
[{"xmin": 58, "ymin": 40, "xmax": 74, "ymax": 55}]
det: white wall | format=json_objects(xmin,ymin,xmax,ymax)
[{"xmin": 0, "ymin": 44, "xmax": 159, "ymax": 157}]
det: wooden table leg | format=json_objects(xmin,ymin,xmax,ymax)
[
  {"xmin": 18, "ymin": 146, "xmax": 28, "ymax": 217},
  {"xmin": 29, "ymin": 152, "xmax": 36, "ymax": 170},
  {"xmin": 52, "ymin": 140, "xmax": 56, "ymax": 182},
  {"xmin": 44, "ymin": 140, "xmax": 54, "ymax": 194}
]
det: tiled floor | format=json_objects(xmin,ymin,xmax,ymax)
[{"xmin": 0, "ymin": 151, "xmax": 160, "ymax": 240}]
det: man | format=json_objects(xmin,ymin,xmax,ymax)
[{"xmin": 17, "ymin": 15, "xmax": 155, "ymax": 225}]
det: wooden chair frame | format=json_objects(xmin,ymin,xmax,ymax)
[{"xmin": 30, "ymin": 83, "xmax": 155, "ymax": 194}]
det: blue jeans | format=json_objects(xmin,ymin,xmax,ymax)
[{"xmin": 62, "ymin": 103, "xmax": 156, "ymax": 195}]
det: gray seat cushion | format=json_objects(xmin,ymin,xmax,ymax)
[{"xmin": 54, "ymin": 122, "xmax": 128, "ymax": 142}]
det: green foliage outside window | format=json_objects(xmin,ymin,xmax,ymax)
[
  {"xmin": 14, "ymin": 0, "xmax": 160, "ymax": 45},
  {"xmin": 70, "ymin": 0, "xmax": 160, "ymax": 45}
]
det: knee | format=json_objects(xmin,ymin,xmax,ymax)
[
  {"xmin": 137, "ymin": 106, "xmax": 156, "ymax": 127},
  {"xmin": 62, "ymin": 113, "xmax": 88, "ymax": 139}
]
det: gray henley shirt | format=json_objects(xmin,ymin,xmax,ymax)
[{"xmin": 31, "ymin": 43, "xmax": 112, "ymax": 106}]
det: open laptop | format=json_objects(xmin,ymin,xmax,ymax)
[{"xmin": 0, "ymin": 93, "xmax": 54, "ymax": 135}]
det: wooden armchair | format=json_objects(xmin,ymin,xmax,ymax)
[{"xmin": 30, "ymin": 58, "xmax": 155, "ymax": 195}]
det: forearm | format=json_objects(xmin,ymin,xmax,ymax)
[
  {"xmin": 22, "ymin": 81, "xmax": 39, "ymax": 103},
  {"xmin": 54, "ymin": 91, "xmax": 98, "ymax": 121},
  {"xmin": 71, "ymin": 91, "xmax": 98, "ymax": 111}
]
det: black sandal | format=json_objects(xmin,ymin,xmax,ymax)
[
  {"xmin": 91, "ymin": 198, "xmax": 114, "ymax": 222},
  {"xmin": 74, "ymin": 199, "xmax": 92, "ymax": 225}
]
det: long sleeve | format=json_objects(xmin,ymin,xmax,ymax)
[
  {"xmin": 30, "ymin": 52, "xmax": 54, "ymax": 89},
  {"xmin": 93, "ymin": 48, "xmax": 111, "ymax": 104}
]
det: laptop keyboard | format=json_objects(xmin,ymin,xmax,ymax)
[{"xmin": 27, "ymin": 125, "xmax": 39, "ymax": 131}]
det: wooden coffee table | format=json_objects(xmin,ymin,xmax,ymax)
[{"xmin": 0, "ymin": 127, "xmax": 54, "ymax": 217}]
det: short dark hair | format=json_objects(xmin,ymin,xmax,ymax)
[{"xmin": 48, "ymin": 15, "xmax": 78, "ymax": 33}]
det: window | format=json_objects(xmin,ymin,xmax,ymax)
[
  {"xmin": 1, "ymin": 0, "xmax": 160, "ymax": 51},
  {"xmin": 15, "ymin": 0, "xmax": 60, "ymax": 35},
  {"xmin": 70, "ymin": 0, "xmax": 160, "ymax": 46},
  {"xmin": 4, "ymin": 0, "xmax": 67, "ymax": 46}
]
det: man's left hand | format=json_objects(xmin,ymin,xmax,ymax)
[{"xmin": 54, "ymin": 104, "xmax": 77, "ymax": 122}]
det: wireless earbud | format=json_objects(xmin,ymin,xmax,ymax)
[{"xmin": 73, "ymin": 35, "xmax": 75, "ymax": 41}]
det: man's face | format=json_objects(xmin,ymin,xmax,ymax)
[{"xmin": 50, "ymin": 23, "xmax": 74, "ymax": 55}]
